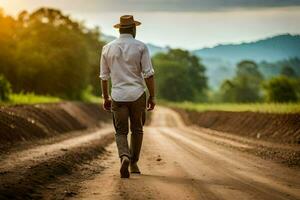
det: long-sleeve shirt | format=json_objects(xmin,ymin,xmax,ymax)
[{"xmin": 100, "ymin": 34, "xmax": 154, "ymax": 102}]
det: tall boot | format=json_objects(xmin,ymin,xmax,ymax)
[{"xmin": 130, "ymin": 133, "xmax": 143, "ymax": 173}]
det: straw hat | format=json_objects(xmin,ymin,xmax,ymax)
[{"xmin": 113, "ymin": 15, "xmax": 141, "ymax": 28}]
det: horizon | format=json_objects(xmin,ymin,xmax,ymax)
[
  {"xmin": 104, "ymin": 32, "xmax": 300, "ymax": 51},
  {"xmin": 1, "ymin": 1, "xmax": 300, "ymax": 49}
]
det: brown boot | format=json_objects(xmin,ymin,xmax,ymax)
[
  {"xmin": 130, "ymin": 162, "xmax": 141, "ymax": 174},
  {"xmin": 120, "ymin": 156, "xmax": 130, "ymax": 178}
]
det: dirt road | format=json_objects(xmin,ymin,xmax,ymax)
[
  {"xmin": 71, "ymin": 107, "xmax": 300, "ymax": 200},
  {"xmin": 0, "ymin": 106, "xmax": 299, "ymax": 200}
]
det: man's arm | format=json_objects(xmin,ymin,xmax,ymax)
[
  {"xmin": 140, "ymin": 44, "xmax": 155, "ymax": 111},
  {"xmin": 101, "ymin": 80, "xmax": 111, "ymax": 111},
  {"xmin": 144, "ymin": 75, "xmax": 156, "ymax": 111},
  {"xmin": 101, "ymin": 80, "xmax": 109, "ymax": 99},
  {"xmin": 99, "ymin": 46, "xmax": 111, "ymax": 111}
]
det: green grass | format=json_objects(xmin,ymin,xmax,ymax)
[
  {"xmin": 164, "ymin": 101, "xmax": 300, "ymax": 114},
  {"xmin": 0, "ymin": 92, "xmax": 103, "ymax": 106},
  {"xmin": 5, "ymin": 93, "xmax": 62, "ymax": 105}
]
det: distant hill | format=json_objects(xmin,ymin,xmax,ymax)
[
  {"xmin": 193, "ymin": 34, "xmax": 300, "ymax": 63},
  {"xmin": 101, "ymin": 34, "xmax": 116, "ymax": 43},
  {"xmin": 102, "ymin": 33, "xmax": 300, "ymax": 62},
  {"xmin": 193, "ymin": 34, "xmax": 300, "ymax": 89},
  {"xmin": 101, "ymin": 33, "xmax": 300, "ymax": 90},
  {"xmin": 146, "ymin": 43, "xmax": 168, "ymax": 55},
  {"xmin": 101, "ymin": 34, "xmax": 167, "ymax": 56}
]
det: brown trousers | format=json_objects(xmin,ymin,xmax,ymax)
[{"xmin": 111, "ymin": 92, "xmax": 146, "ymax": 159}]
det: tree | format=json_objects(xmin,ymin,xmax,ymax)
[
  {"xmin": 219, "ymin": 60, "xmax": 264, "ymax": 102},
  {"xmin": 153, "ymin": 49, "xmax": 207, "ymax": 102},
  {"xmin": 219, "ymin": 80, "xmax": 236, "ymax": 102},
  {"xmin": 281, "ymin": 65, "xmax": 297, "ymax": 78},
  {"xmin": 0, "ymin": 74, "xmax": 12, "ymax": 101},
  {"xmin": 0, "ymin": 10, "xmax": 18, "ymax": 84},
  {"xmin": 263, "ymin": 76, "xmax": 298, "ymax": 102},
  {"xmin": 0, "ymin": 7, "xmax": 105, "ymax": 99}
]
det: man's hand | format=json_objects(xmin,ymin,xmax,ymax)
[
  {"xmin": 103, "ymin": 97, "xmax": 112, "ymax": 111},
  {"xmin": 147, "ymin": 96, "xmax": 156, "ymax": 111}
]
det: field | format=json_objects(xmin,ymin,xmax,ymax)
[
  {"xmin": 165, "ymin": 101, "xmax": 300, "ymax": 114},
  {"xmin": 5, "ymin": 93, "xmax": 62, "ymax": 105},
  {"xmin": 0, "ymin": 93, "xmax": 103, "ymax": 106}
]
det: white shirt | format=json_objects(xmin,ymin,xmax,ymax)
[{"xmin": 100, "ymin": 34, "xmax": 154, "ymax": 102}]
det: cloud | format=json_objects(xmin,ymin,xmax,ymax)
[
  {"xmin": 4, "ymin": 0, "xmax": 300, "ymax": 13},
  {"xmin": 65, "ymin": 0, "xmax": 300, "ymax": 12}
]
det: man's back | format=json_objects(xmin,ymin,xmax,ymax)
[{"xmin": 100, "ymin": 34, "xmax": 154, "ymax": 102}]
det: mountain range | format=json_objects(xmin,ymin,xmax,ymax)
[
  {"xmin": 103, "ymin": 33, "xmax": 300, "ymax": 62},
  {"xmin": 193, "ymin": 34, "xmax": 300, "ymax": 89},
  {"xmin": 102, "ymin": 33, "xmax": 300, "ymax": 89},
  {"xmin": 193, "ymin": 34, "xmax": 300, "ymax": 63}
]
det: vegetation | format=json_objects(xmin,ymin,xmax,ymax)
[
  {"xmin": 0, "ymin": 7, "xmax": 299, "ymax": 106},
  {"xmin": 153, "ymin": 49, "xmax": 207, "ymax": 102},
  {"xmin": 218, "ymin": 61, "xmax": 264, "ymax": 103},
  {"xmin": 280, "ymin": 65, "xmax": 297, "ymax": 78},
  {"xmin": 263, "ymin": 76, "xmax": 298, "ymax": 103},
  {"xmin": 0, "ymin": 74, "xmax": 12, "ymax": 101},
  {"xmin": 0, "ymin": 8, "xmax": 104, "ymax": 100},
  {"xmin": 0, "ymin": 92, "xmax": 103, "ymax": 105},
  {"xmin": 166, "ymin": 101, "xmax": 300, "ymax": 114},
  {"xmin": 6, "ymin": 93, "xmax": 61, "ymax": 105},
  {"xmin": 259, "ymin": 58, "xmax": 300, "ymax": 79}
]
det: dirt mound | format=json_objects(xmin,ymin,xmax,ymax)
[
  {"xmin": 0, "ymin": 102, "xmax": 111, "ymax": 146},
  {"xmin": 0, "ymin": 131, "xmax": 114, "ymax": 200},
  {"xmin": 174, "ymin": 109, "xmax": 300, "ymax": 144}
]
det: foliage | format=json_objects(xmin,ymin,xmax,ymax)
[
  {"xmin": 153, "ymin": 49, "xmax": 207, "ymax": 102},
  {"xmin": 258, "ymin": 58, "xmax": 300, "ymax": 79},
  {"xmin": 263, "ymin": 76, "xmax": 298, "ymax": 103},
  {"xmin": 0, "ymin": 74, "xmax": 12, "ymax": 101},
  {"xmin": 164, "ymin": 101, "xmax": 300, "ymax": 114},
  {"xmin": 0, "ymin": 8, "xmax": 105, "ymax": 100},
  {"xmin": 219, "ymin": 60, "xmax": 264, "ymax": 103},
  {"xmin": 280, "ymin": 65, "xmax": 297, "ymax": 78},
  {"xmin": 0, "ymin": 91, "xmax": 102, "ymax": 106},
  {"xmin": 7, "ymin": 92, "xmax": 61, "ymax": 105}
]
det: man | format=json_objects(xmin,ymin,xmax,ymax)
[{"xmin": 100, "ymin": 15, "xmax": 156, "ymax": 178}]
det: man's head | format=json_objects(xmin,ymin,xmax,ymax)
[
  {"xmin": 114, "ymin": 15, "xmax": 141, "ymax": 38},
  {"xmin": 119, "ymin": 26, "xmax": 136, "ymax": 38}
]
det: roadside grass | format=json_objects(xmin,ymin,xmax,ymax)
[
  {"xmin": 0, "ymin": 93, "xmax": 62, "ymax": 105},
  {"xmin": 0, "ymin": 92, "xmax": 102, "ymax": 106},
  {"xmin": 163, "ymin": 101, "xmax": 300, "ymax": 114},
  {"xmin": 2, "ymin": 92, "xmax": 299, "ymax": 114}
]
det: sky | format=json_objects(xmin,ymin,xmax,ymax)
[{"xmin": 1, "ymin": 0, "xmax": 300, "ymax": 50}]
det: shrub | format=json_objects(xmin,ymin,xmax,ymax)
[
  {"xmin": 0, "ymin": 74, "xmax": 12, "ymax": 101},
  {"xmin": 263, "ymin": 76, "xmax": 298, "ymax": 103}
]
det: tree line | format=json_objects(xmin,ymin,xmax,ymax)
[
  {"xmin": 0, "ymin": 7, "xmax": 299, "ymax": 103},
  {"xmin": 153, "ymin": 50, "xmax": 300, "ymax": 103},
  {"xmin": 0, "ymin": 8, "xmax": 104, "ymax": 100}
]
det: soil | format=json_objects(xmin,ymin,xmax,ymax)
[
  {"xmin": 0, "ymin": 102, "xmax": 111, "ymax": 150},
  {"xmin": 0, "ymin": 105, "xmax": 299, "ymax": 200},
  {"xmin": 70, "ymin": 107, "xmax": 300, "ymax": 200},
  {"xmin": 0, "ymin": 127, "xmax": 115, "ymax": 200},
  {"xmin": 173, "ymin": 108, "xmax": 300, "ymax": 144},
  {"xmin": 173, "ymin": 108, "xmax": 300, "ymax": 167}
]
